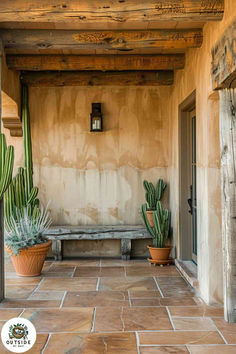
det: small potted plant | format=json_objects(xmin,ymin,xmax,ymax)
[
  {"xmin": 142, "ymin": 201, "xmax": 171, "ymax": 264},
  {"xmin": 5, "ymin": 206, "xmax": 52, "ymax": 277},
  {"xmin": 143, "ymin": 179, "xmax": 166, "ymax": 227}
]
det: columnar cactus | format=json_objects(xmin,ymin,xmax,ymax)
[
  {"xmin": 4, "ymin": 85, "xmax": 40, "ymax": 232},
  {"xmin": 0, "ymin": 134, "xmax": 14, "ymax": 200},
  {"xmin": 143, "ymin": 178, "xmax": 167, "ymax": 210},
  {"xmin": 142, "ymin": 201, "xmax": 170, "ymax": 248}
]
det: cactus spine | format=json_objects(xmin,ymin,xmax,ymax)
[
  {"xmin": 0, "ymin": 134, "xmax": 14, "ymax": 200},
  {"xmin": 142, "ymin": 202, "xmax": 170, "ymax": 248},
  {"xmin": 143, "ymin": 178, "xmax": 167, "ymax": 210},
  {"xmin": 4, "ymin": 85, "xmax": 40, "ymax": 232}
]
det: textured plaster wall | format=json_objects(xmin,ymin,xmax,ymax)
[
  {"xmin": 168, "ymin": 0, "xmax": 236, "ymax": 304},
  {"xmin": 29, "ymin": 86, "xmax": 171, "ymax": 227}
]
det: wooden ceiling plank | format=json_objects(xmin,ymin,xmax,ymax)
[
  {"xmin": 7, "ymin": 54, "xmax": 185, "ymax": 71},
  {"xmin": 21, "ymin": 70, "xmax": 174, "ymax": 86},
  {"xmin": 1, "ymin": 29, "xmax": 203, "ymax": 52},
  {"xmin": 0, "ymin": 0, "xmax": 224, "ymax": 23}
]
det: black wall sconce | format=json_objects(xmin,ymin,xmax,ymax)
[{"xmin": 90, "ymin": 103, "xmax": 103, "ymax": 132}]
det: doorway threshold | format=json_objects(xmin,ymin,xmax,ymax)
[{"xmin": 175, "ymin": 259, "xmax": 199, "ymax": 290}]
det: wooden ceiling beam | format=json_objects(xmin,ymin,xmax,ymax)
[
  {"xmin": 0, "ymin": 0, "xmax": 224, "ymax": 24},
  {"xmin": 7, "ymin": 54, "xmax": 185, "ymax": 71},
  {"xmin": 1, "ymin": 29, "xmax": 203, "ymax": 53},
  {"xmin": 21, "ymin": 70, "xmax": 174, "ymax": 86}
]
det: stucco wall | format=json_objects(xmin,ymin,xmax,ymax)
[
  {"xmin": 168, "ymin": 0, "xmax": 236, "ymax": 304},
  {"xmin": 29, "ymin": 86, "xmax": 171, "ymax": 226}
]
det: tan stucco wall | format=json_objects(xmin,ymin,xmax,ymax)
[
  {"xmin": 168, "ymin": 0, "xmax": 236, "ymax": 304},
  {"xmin": 29, "ymin": 86, "xmax": 171, "ymax": 226}
]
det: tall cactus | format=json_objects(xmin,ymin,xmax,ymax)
[
  {"xmin": 4, "ymin": 85, "xmax": 40, "ymax": 233},
  {"xmin": 0, "ymin": 134, "xmax": 14, "ymax": 200},
  {"xmin": 143, "ymin": 178, "xmax": 167, "ymax": 210},
  {"xmin": 142, "ymin": 202, "xmax": 170, "ymax": 248}
]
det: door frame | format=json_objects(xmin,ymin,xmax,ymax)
[{"xmin": 178, "ymin": 90, "xmax": 196, "ymax": 260}]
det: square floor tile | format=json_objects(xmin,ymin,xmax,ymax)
[
  {"xmin": 22, "ymin": 308, "xmax": 94, "ymax": 333},
  {"xmin": 187, "ymin": 345, "xmax": 236, "ymax": 353},
  {"xmin": 140, "ymin": 346, "xmax": 189, "ymax": 354},
  {"xmin": 28, "ymin": 290, "xmax": 65, "ymax": 301},
  {"xmin": 160, "ymin": 297, "xmax": 198, "ymax": 306},
  {"xmin": 159, "ymin": 284, "xmax": 195, "ymax": 297},
  {"xmin": 95, "ymin": 306, "xmax": 172, "ymax": 331},
  {"xmin": 131, "ymin": 298, "xmax": 161, "ymax": 306},
  {"xmin": 172, "ymin": 317, "xmax": 216, "ymax": 330},
  {"xmin": 138, "ymin": 331, "xmax": 224, "ymax": 345},
  {"xmin": 0, "ymin": 299, "xmax": 61, "ymax": 308},
  {"xmin": 168, "ymin": 306, "xmax": 224, "ymax": 318},
  {"xmin": 5, "ymin": 285, "xmax": 36, "ymax": 299},
  {"xmin": 63, "ymin": 291, "xmax": 129, "ymax": 307},
  {"xmin": 99, "ymin": 277, "xmax": 157, "ymax": 291},
  {"xmin": 129, "ymin": 290, "xmax": 161, "ymax": 298},
  {"xmin": 39, "ymin": 277, "xmax": 97, "ymax": 291},
  {"xmin": 44, "ymin": 332, "xmax": 138, "ymax": 353}
]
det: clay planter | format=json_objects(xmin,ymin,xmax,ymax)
[
  {"xmin": 6, "ymin": 240, "xmax": 52, "ymax": 277},
  {"xmin": 146, "ymin": 210, "xmax": 154, "ymax": 227},
  {"xmin": 147, "ymin": 245, "xmax": 171, "ymax": 262}
]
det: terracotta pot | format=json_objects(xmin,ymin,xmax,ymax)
[
  {"xmin": 6, "ymin": 240, "xmax": 52, "ymax": 277},
  {"xmin": 147, "ymin": 245, "xmax": 171, "ymax": 261},
  {"xmin": 146, "ymin": 210, "xmax": 154, "ymax": 227}
]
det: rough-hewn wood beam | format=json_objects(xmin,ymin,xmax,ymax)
[
  {"xmin": 21, "ymin": 70, "xmax": 174, "ymax": 86},
  {"xmin": 7, "ymin": 54, "xmax": 185, "ymax": 71},
  {"xmin": 219, "ymin": 89, "xmax": 236, "ymax": 323},
  {"xmin": 1, "ymin": 29, "xmax": 203, "ymax": 53},
  {"xmin": 212, "ymin": 19, "xmax": 236, "ymax": 90},
  {"xmin": 0, "ymin": 1, "xmax": 224, "ymax": 24}
]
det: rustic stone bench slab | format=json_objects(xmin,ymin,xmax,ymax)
[{"xmin": 44, "ymin": 225, "xmax": 149, "ymax": 261}]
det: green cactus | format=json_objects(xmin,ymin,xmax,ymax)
[
  {"xmin": 0, "ymin": 134, "xmax": 14, "ymax": 200},
  {"xmin": 141, "ymin": 202, "xmax": 170, "ymax": 248},
  {"xmin": 4, "ymin": 85, "xmax": 41, "ymax": 233},
  {"xmin": 143, "ymin": 178, "xmax": 167, "ymax": 210}
]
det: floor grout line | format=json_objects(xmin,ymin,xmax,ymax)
[
  {"xmin": 90, "ymin": 307, "xmax": 97, "ymax": 332},
  {"xmin": 153, "ymin": 276, "xmax": 164, "ymax": 298},
  {"xmin": 166, "ymin": 306, "xmax": 176, "ymax": 330},
  {"xmin": 211, "ymin": 320, "xmax": 229, "ymax": 344},
  {"xmin": 135, "ymin": 331, "xmax": 140, "ymax": 354},
  {"xmin": 127, "ymin": 290, "xmax": 132, "ymax": 307},
  {"xmin": 59, "ymin": 291, "xmax": 67, "ymax": 309},
  {"xmin": 96, "ymin": 277, "xmax": 100, "ymax": 291},
  {"xmin": 27, "ymin": 277, "xmax": 45, "ymax": 299},
  {"xmin": 71, "ymin": 266, "xmax": 76, "ymax": 278},
  {"xmin": 41, "ymin": 333, "xmax": 52, "ymax": 354}
]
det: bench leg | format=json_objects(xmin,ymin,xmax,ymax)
[
  {"xmin": 52, "ymin": 240, "xmax": 62, "ymax": 261},
  {"xmin": 121, "ymin": 239, "xmax": 131, "ymax": 260}
]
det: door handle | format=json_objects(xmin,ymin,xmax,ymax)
[{"xmin": 188, "ymin": 185, "xmax": 193, "ymax": 215}]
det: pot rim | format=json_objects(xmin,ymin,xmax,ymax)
[
  {"xmin": 5, "ymin": 239, "xmax": 52, "ymax": 255},
  {"xmin": 147, "ymin": 245, "xmax": 172, "ymax": 250}
]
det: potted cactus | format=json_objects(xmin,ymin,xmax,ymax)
[
  {"xmin": 143, "ymin": 179, "xmax": 166, "ymax": 227},
  {"xmin": 142, "ymin": 201, "xmax": 171, "ymax": 263},
  {"xmin": 4, "ymin": 85, "xmax": 52, "ymax": 276}
]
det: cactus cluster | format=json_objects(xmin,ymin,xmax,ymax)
[
  {"xmin": 142, "ymin": 201, "xmax": 170, "ymax": 248},
  {"xmin": 4, "ymin": 85, "xmax": 41, "ymax": 233},
  {"xmin": 0, "ymin": 134, "xmax": 14, "ymax": 200},
  {"xmin": 143, "ymin": 179, "xmax": 166, "ymax": 210}
]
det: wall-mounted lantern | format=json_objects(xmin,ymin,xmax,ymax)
[{"xmin": 90, "ymin": 103, "xmax": 103, "ymax": 132}]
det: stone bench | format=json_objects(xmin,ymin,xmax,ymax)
[{"xmin": 44, "ymin": 225, "xmax": 149, "ymax": 261}]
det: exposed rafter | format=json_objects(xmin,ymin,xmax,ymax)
[
  {"xmin": 7, "ymin": 54, "xmax": 185, "ymax": 71},
  {"xmin": 21, "ymin": 70, "xmax": 174, "ymax": 86},
  {"xmin": 0, "ymin": 0, "xmax": 224, "ymax": 24},
  {"xmin": 1, "ymin": 29, "xmax": 203, "ymax": 54}
]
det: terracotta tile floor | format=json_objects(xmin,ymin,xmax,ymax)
[{"xmin": 0, "ymin": 257, "xmax": 235, "ymax": 353}]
